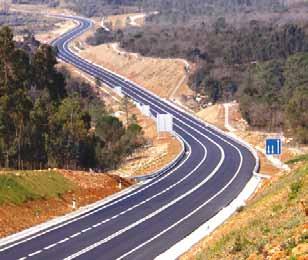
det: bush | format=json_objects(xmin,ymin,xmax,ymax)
[{"xmin": 288, "ymin": 180, "xmax": 303, "ymax": 200}]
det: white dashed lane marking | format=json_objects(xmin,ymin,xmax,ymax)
[
  {"xmin": 58, "ymin": 238, "xmax": 70, "ymax": 244},
  {"xmin": 28, "ymin": 250, "xmax": 42, "ymax": 257},
  {"xmin": 44, "ymin": 243, "xmax": 57, "ymax": 250},
  {"xmin": 70, "ymin": 232, "xmax": 81, "ymax": 238},
  {"xmin": 81, "ymin": 228, "xmax": 92, "ymax": 233}
]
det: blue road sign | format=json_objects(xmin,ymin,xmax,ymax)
[{"xmin": 266, "ymin": 138, "xmax": 282, "ymax": 155}]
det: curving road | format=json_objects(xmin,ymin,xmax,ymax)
[{"xmin": 0, "ymin": 16, "xmax": 258, "ymax": 260}]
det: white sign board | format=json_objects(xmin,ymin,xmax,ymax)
[
  {"xmin": 157, "ymin": 114, "xmax": 173, "ymax": 133},
  {"xmin": 141, "ymin": 105, "xmax": 151, "ymax": 117},
  {"xmin": 114, "ymin": 86, "xmax": 124, "ymax": 97}
]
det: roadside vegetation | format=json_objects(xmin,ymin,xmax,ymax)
[
  {"xmin": 0, "ymin": 0, "xmax": 62, "ymax": 35},
  {"xmin": 0, "ymin": 26, "xmax": 145, "ymax": 171},
  {"xmin": 0, "ymin": 11, "xmax": 60, "ymax": 34},
  {"xmin": 0, "ymin": 168, "xmax": 132, "ymax": 238},
  {"xmin": 68, "ymin": 0, "xmax": 308, "ymax": 144},
  {"xmin": 2, "ymin": 1, "xmax": 307, "ymax": 254},
  {"xmin": 0, "ymin": 170, "xmax": 74, "ymax": 205},
  {"xmin": 108, "ymin": 1, "xmax": 308, "ymax": 144},
  {"xmin": 182, "ymin": 161, "xmax": 308, "ymax": 260}
]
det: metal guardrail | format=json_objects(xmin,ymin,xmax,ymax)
[
  {"xmin": 163, "ymin": 99, "xmax": 260, "ymax": 175},
  {"xmin": 133, "ymin": 133, "xmax": 187, "ymax": 182}
]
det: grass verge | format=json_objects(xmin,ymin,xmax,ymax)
[
  {"xmin": 287, "ymin": 154, "xmax": 308, "ymax": 165},
  {"xmin": 0, "ymin": 170, "xmax": 74, "ymax": 205},
  {"xmin": 187, "ymin": 163, "xmax": 308, "ymax": 260}
]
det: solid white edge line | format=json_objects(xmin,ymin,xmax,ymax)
[
  {"xmin": 0, "ymin": 132, "xmax": 186, "ymax": 252},
  {"xmin": 0, "ymin": 25, "xmax": 189, "ymax": 250},
  {"xmin": 1, "ymin": 16, "xmax": 258, "ymax": 260},
  {"xmin": 15, "ymin": 117, "xmax": 201, "ymax": 259},
  {"xmin": 63, "ymin": 142, "xmax": 225, "ymax": 260},
  {"xmin": 65, "ymin": 20, "xmax": 261, "ymax": 259},
  {"xmin": 57, "ymin": 19, "xmax": 259, "ymax": 259},
  {"xmin": 154, "ymin": 176, "xmax": 262, "ymax": 260}
]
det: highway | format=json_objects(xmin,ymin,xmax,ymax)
[{"xmin": 0, "ymin": 16, "xmax": 258, "ymax": 260}]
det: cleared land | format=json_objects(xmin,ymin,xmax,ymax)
[
  {"xmin": 0, "ymin": 170, "xmax": 131, "ymax": 238},
  {"xmin": 62, "ymin": 7, "xmax": 307, "ymax": 260},
  {"xmin": 103, "ymin": 13, "xmax": 145, "ymax": 30},
  {"xmin": 197, "ymin": 104, "xmax": 226, "ymax": 130},
  {"xmin": 73, "ymin": 42, "xmax": 193, "ymax": 100},
  {"xmin": 5, "ymin": 7, "xmax": 307, "ymax": 257},
  {"xmin": 7, "ymin": 4, "xmax": 76, "ymax": 42},
  {"xmin": 1, "ymin": 11, "xmax": 60, "ymax": 36},
  {"xmin": 35, "ymin": 19, "xmax": 77, "ymax": 44}
]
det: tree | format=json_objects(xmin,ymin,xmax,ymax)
[
  {"xmin": 121, "ymin": 96, "xmax": 133, "ymax": 126},
  {"xmin": 32, "ymin": 44, "xmax": 67, "ymax": 103},
  {"xmin": 214, "ymin": 17, "xmax": 227, "ymax": 34},
  {"xmin": 0, "ymin": 26, "xmax": 32, "ymax": 169},
  {"xmin": 286, "ymin": 87, "xmax": 308, "ymax": 143},
  {"xmin": 0, "ymin": 26, "xmax": 15, "ymax": 91},
  {"xmin": 50, "ymin": 97, "xmax": 91, "ymax": 168},
  {"xmin": 0, "ymin": 0, "xmax": 10, "ymax": 14},
  {"xmin": 0, "ymin": 25, "xmax": 145, "ymax": 170}
]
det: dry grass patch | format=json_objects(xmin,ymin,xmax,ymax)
[
  {"xmin": 104, "ymin": 13, "xmax": 145, "ymax": 30},
  {"xmin": 77, "ymin": 43, "xmax": 192, "ymax": 99},
  {"xmin": 182, "ymin": 163, "xmax": 308, "ymax": 260}
]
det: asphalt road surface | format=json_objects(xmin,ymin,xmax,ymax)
[{"xmin": 0, "ymin": 15, "xmax": 258, "ymax": 260}]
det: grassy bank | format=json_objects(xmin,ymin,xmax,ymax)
[
  {"xmin": 0, "ymin": 170, "xmax": 74, "ymax": 205},
  {"xmin": 184, "ymin": 160, "xmax": 308, "ymax": 260}
]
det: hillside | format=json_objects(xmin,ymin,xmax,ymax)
[
  {"xmin": 114, "ymin": 1, "xmax": 308, "ymax": 145},
  {"xmin": 182, "ymin": 159, "xmax": 308, "ymax": 259},
  {"xmin": 0, "ymin": 169, "xmax": 131, "ymax": 237},
  {"xmin": 1, "ymin": 1, "xmax": 308, "ymax": 258},
  {"xmin": 0, "ymin": 170, "xmax": 73, "ymax": 206}
]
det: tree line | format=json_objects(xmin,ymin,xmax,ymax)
[
  {"xmin": 117, "ymin": 17, "xmax": 308, "ymax": 143},
  {"xmin": 239, "ymin": 54, "xmax": 308, "ymax": 143},
  {"xmin": 0, "ymin": 26, "xmax": 144, "ymax": 170},
  {"xmin": 60, "ymin": 0, "xmax": 288, "ymax": 18}
]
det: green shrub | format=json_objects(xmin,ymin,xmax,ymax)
[{"xmin": 288, "ymin": 180, "xmax": 303, "ymax": 200}]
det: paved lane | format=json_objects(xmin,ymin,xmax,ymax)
[{"xmin": 0, "ymin": 15, "xmax": 257, "ymax": 260}]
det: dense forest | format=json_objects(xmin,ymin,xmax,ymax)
[
  {"xmin": 239, "ymin": 54, "xmax": 308, "ymax": 142},
  {"xmin": 0, "ymin": 26, "xmax": 144, "ymax": 170},
  {"xmin": 113, "ymin": 3, "xmax": 308, "ymax": 143},
  {"xmin": 10, "ymin": 0, "xmax": 308, "ymax": 143},
  {"xmin": 14, "ymin": 0, "xmax": 288, "ymax": 18}
]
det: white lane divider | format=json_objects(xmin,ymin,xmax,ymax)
[
  {"xmin": 64, "ymin": 143, "xmax": 227, "ymax": 260},
  {"xmin": 13, "ymin": 16, "xmax": 251, "ymax": 260},
  {"xmin": 81, "ymin": 228, "xmax": 92, "ymax": 233},
  {"xmin": 58, "ymin": 238, "xmax": 70, "ymax": 244},
  {"xmin": 28, "ymin": 250, "xmax": 42, "ymax": 257},
  {"xmin": 70, "ymin": 232, "xmax": 81, "ymax": 239},
  {"xmin": 0, "ymin": 127, "xmax": 186, "ymax": 252},
  {"xmin": 56, "ymin": 20, "xmax": 253, "ymax": 260},
  {"xmin": 18, "ymin": 130, "xmax": 203, "ymax": 259},
  {"xmin": 154, "ymin": 174, "xmax": 261, "ymax": 260},
  {"xmin": 44, "ymin": 243, "xmax": 57, "ymax": 250}
]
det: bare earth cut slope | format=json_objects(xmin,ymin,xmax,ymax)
[{"xmin": 0, "ymin": 170, "xmax": 132, "ymax": 238}]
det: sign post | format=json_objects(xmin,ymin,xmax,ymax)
[{"xmin": 266, "ymin": 138, "xmax": 282, "ymax": 156}]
